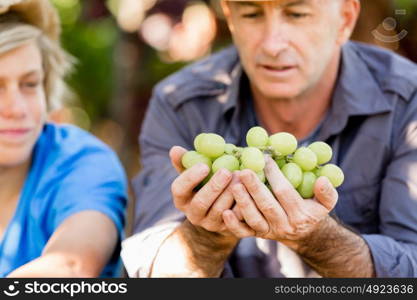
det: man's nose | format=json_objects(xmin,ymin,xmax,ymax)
[
  {"xmin": 261, "ymin": 18, "xmax": 290, "ymax": 58},
  {"xmin": 0, "ymin": 86, "xmax": 27, "ymax": 119}
]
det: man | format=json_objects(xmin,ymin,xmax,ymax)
[{"xmin": 122, "ymin": 0, "xmax": 417, "ymax": 278}]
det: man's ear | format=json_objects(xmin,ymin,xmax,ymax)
[
  {"xmin": 220, "ymin": 0, "xmax": 235, "ymax": 34},
  {"xmin": 337, "ymin": 0, "xmax": 361, "ymax": 45}
]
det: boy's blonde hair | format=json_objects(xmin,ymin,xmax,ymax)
[{"xmin": 0, "ymin": 0, "xmax": 74, "ymax": 110}]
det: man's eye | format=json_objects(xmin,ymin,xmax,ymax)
[
  {"xmin": 242, "ymin": 12, "xmax": 262, "ymax": 19},
  {"xmin": 288, "ymin": 12, "xmax": 309, "ymax": 19},
  {"xmin": 22, "ymin": 81, "xmax": 40, "ymax": 89}
]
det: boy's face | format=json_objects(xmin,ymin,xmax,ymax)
[{"xmin": 0, "ymin": 41, "xmax": 47, "ymax": 167}]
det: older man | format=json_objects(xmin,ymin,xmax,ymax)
[{"xmin": 122, "ymin": 0, "xmax": 417, "ymax": 278}]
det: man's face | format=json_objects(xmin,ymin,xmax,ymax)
[
  {"xmin": 223, "ymin": 0, "xmax": 355, "ymax": 100},
  {"xmin": 0, "ymin": 41, "xmax": 47, "ymax": 167}
]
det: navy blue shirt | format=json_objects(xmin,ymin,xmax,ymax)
[{"xmin": 128, "ymin": 41, "xmax": 417, "ymax": 277}]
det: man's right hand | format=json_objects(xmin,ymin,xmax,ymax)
[
  {"xmin": 170, "ymin": 146, "xmax": 253, "ymax": 240},
  {"xmin": 149, "ymin": 146, "xmax": 252, "ymax": 277}
]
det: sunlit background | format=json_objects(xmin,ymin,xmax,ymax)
[{"xmin": 48, "ymin": 0, "xmax": 417, "ymax": 231}]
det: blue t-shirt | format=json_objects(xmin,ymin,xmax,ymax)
[{"xmin": 0, "ymin": 123, "xmax": 127, "ymax": 277}]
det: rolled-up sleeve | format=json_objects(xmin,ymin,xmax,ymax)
[
  {"xmin": 121, "ymin": 86, "xmax": 192, "ymax": 277},
  {"xmin": 362, "ymin": 94, "xmax": 417, "ymax": 277},
  {"xmin": 362, "ymin": 235, "xmax": 417, "ymax": 277},
  {"xmin": 121, "ymin": 222, "xmax": 180, "ymax": 277}
]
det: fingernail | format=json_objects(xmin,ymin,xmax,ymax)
[
  {"xmin": 198, "ymin": 163, "xmax": 209, "ymax": 175},
  {"xmin": 218, "ymin": 168, "xmax": 232, "ymax": 180},
  {"xmin": 321, "ymin": 180, "xmax": 331, "ymax": 194},
  {"xmin": 264, "ymin": 157, "xmax": 274, "ymax": 170}
]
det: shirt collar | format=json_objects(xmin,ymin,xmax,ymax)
[
  {"xmin": 318, "ymin": 42, "xmax": 394, "ymax": 140},
  {"xmin": 332, "ymin": 41, "xmax": 393, "ymax": 116},
  {"xmin": 225, "ymin": 42, "xmax": 394, "ymax": 140},
  {"xmin": 221, "ymin": 62, "xmax": 243, "ymax": 115}
]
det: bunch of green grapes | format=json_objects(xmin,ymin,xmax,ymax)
[{"xmin": 181, "ymin": 127, "xmax": 344, "ymax": 199}]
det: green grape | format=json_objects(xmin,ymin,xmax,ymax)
[
  {"xmin": 256, "ymin": 170, "xmax": 266, "ymax": 183},
  {"xmin": 269, "ymin": 132, "xmax": 298, "ymax": 156},
  {"xmin": 275, "ymin": 157, "xmax": 287, "ymax": 169},
  {"xmin": 212, "ymin": 155, "xmax": 240, "ymax": 173},
  {"xmin": 198, "ymin": 133, "xmax": 226, "ymax": 158},
  {"xmin": 293, "ymin": 147, "xmax": 318, "ymax": 171},
  {"xmin": 181, "ymin": 151, "xmax": 212, "ymax": 169},
  {"xmin": 281, "ymin": 163, "xmax": 303, "ymax": 188},
  {"xmin": 225, "ymin": 143, "xmax": 237, "ymax": 155},
  {"xmin": 297, "ymin": 172, "xmax": 317, "ymax": 199},
  {"xmin": 313, "ymin": 167, "xmax": 321, "ymax": 177},
  {"xmin": 319, "ymin": 164, "xmax": 345, "ymax": 188},
  {"xmin": 241, "ymin": 147, "xmax": 265, "ymax": 172},
  {"xmin": 194, "ymin": 133, "xmax": 206, "ymax": 151},
  {"xmin": 308, "ymin": 142, "xmax": 333, "ymax": 165},
  {"xmin": 246, "ymin": 126, "xmax": 269, "ymax": 148}
]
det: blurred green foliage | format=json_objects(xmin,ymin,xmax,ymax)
[
  {"xmin": 52, "ymin": 0, "xmax": 118, "ymax": 124},
  {"xmin": 396, "ymin": 0, "xmax": 417, "ymax": 13}
]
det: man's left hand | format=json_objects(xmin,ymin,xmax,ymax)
[{"xmin": 222, "ymin": 155, "xmax": 339, "ymax": 251}]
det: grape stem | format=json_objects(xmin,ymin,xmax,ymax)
[{"xmin": 232, "ymin": 149, "xmax": 242, "ymax": 158}]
